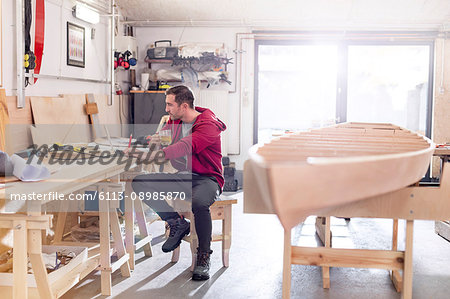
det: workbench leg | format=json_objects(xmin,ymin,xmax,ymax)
[
  {"xmin": 28, "ymin": 229, "xmax": 54, "ymax": 299},
  {"xmin": 390, "ymin": 219, "xmax": 402, "ymax": 292},
  {"xmin": 13, "ymin": 220, "xmax": 28, "ymax": 299},
  {"xmin": 99, "ymin": 197, "xmax": 112, "ymax": 296},
  {"xmin": 402, "ymin": 220, "xmax": 414, "ymax": 299},
  {"xmin": 110, "ymin": 209, "xmax": 131, "ymax": 277},
  {"xmin": 124, "ymin": 180, "xmax": 135, "ymax": 270},
  {"xmin": 282, "ymin": 228, "xmax": 292, "ymax": 299},
  {"xmin": 322, "ymin": 216, "xmax": 331, "ymax": 289},
  {"xmin": 134, "ymin": 198, "xmax": 153, "ymax": 257}
]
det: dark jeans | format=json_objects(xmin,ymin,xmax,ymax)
[{"xmin": 131, "ymin": 172, "xmax": 220, "ymax": 252}]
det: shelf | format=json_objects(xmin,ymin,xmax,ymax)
[
  {"xmin": 144, "ymin": 58, "xmax": 174, "ymax": 64},
  {"xmin": 130, "ymin": 90, "xmax": 166, "ymax": 94}
]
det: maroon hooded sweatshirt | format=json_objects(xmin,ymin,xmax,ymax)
[{"xmin": 162, "ymin": 107, "xmax": 226, "ymax": 190}]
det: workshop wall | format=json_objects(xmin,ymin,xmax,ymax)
[
  {"xmin": 2, "ymin": 0, "xmax": 111, "ymax": 97},
  {"xmin": 134, "ymin": 26, "xmax": 248, "ymax": 160}
]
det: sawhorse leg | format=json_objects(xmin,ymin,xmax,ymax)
[
  {"xmin": 322, "ymin": 216, "xmax": 331, "ymax": 289},
  {"xmin": 402, "ymin": 220, "xmax": 414, "ymax": 299},
  {"xmin": 99, "ymin": 196, "xmax": 112, "ymax": 296},
  {"xmin": 123, "ymin": 171, "xmax": 153, "ymax": 271},
  {"xmin": 13, "ymin": 220, "xmax": 28, "ymax": 299},
  {"xmin": 282, "ymin": 228, "xmax": 291, "ymax": 299},
  {"xmin": 28, "ymin": 228, "xmax": 53, "ymax": 298},
  {"xmin": 390, "ymin": 219, "xmax": 402, "ymax": 292}
]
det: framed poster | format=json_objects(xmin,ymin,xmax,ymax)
[{"xmin": 67, "ymin": 22, "xmax": 85, "ymax": 68}]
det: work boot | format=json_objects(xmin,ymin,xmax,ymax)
[
  {"xmin": 162, "ymin": 217, "xmax": 190, "ymax": 253},
  {"xmin": 192, "ymin": 248, "xmax": 213, "ymax": 281}
]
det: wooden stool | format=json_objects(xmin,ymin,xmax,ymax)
[{"xmin": 170, "ymin": 197, "xmax": 237, "ymax": 270}]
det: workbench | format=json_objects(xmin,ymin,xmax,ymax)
[{"xmin": 0, "ymin": 156, "xmax": 146, "ymax": 298}]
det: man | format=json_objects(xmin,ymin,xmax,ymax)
[{"xmin": 128, "ymin": 85, "xmax": 226, "ymax": 280}]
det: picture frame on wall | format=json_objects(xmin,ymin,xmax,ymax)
[{"xmin": 67, "ymin": 22, "xmax": 85, "ymax": 68}]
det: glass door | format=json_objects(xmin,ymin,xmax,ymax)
[{"xmin": 346, "ymin": 44, "xmax": 432, "ymax": 136}]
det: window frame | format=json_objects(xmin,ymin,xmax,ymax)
[{"xmin": 253, "ymin": 36, "xmax": 435, "ymax": 144}]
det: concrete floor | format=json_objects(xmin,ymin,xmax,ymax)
[{"xmin": 62, "ymin": 191, "xmax": 450, "ymax": 299}]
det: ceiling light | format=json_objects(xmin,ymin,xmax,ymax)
[{"xmin": 73, "ymin": 3, "xmax": 100, "ymax": 24}]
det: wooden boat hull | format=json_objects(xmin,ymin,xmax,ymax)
[{"xmin": 244, "ymin": 123, "xmax": 435, "ymax": 229}]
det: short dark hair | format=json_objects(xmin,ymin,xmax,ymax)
[{"xmin": 165, "ymin": 85, "xmax": 194, "ymax": 108}]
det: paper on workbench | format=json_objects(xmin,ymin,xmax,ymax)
[{"xmin": 11, "ymin": 154, "xmax": 51, "ymax": 182}]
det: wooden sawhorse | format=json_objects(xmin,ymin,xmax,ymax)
[
  {"xmin": 52, "ymin": 178, "xmax": 131, "ymax": 296},
  {"xmin": 282, "ymin": 162, "xmax": 450, "ymax": 299},
  {"xmin": 0, "ymin": 214, "xmax": 53, "ymax": 299}
]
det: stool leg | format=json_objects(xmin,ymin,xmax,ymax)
[
  {"xmin": 171, "ymin": 246, "xmax": 180, "ymax": 262},
  {"xmin": 222, "ymin": 204, "xmax": 232, "ymax": 267},
  {"xmin": 189, "ymin": 213, "xmax": 198, "ymax": 271}
]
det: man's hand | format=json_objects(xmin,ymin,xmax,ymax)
[
  {"xmin": 123, "ymin": 147, "xmax": 144, "ymax": 158},
  {"xmin": 123, "ymin": 147, "xmax": 166, "ymax": 164},
  {"xmin": 148, "ymin": 133, "xmax": 161, "ymax": 147}
]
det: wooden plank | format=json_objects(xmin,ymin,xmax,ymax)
[
  {"xmin": 31, "ymin": 96, "xmax": 89, "ymax": 125},
  {"xmin": 319, "ymin": 163, "xmax": 450, "ymax": 221},
  {"xmin": 13, "ymin": 220, "xmax": 27, "ymax": 299},
  {"xmin": 110, "ymin": 209, "xmax": 131, "ymax": 277},
  {"xmin": 5, "ymin": 96, "xmax": 33, "ymax": 154},
  {"xmin": 402, "ymin": 220, "xmax": 414, "ymax": 299},
  {"xmin": 390, "ymin": 219, "xmax": 402, "ymax": 292},
  {"xmin": 124, "ymin": 176, "xmax": 136, "ymax": 270},
  {"xmin": 282, "ymin": 229, "xmax": 291, "ymax": 299},
  {"xmin": 222, "ymin": 204, "xmax": 232, "ymax": 267},
  {"xmin": 53, "ymin": 200, "xmax": 69, "ymax": 244},
  {"xmin": 110, "ymin": 253, "xmax": 130, "ymax": 273},
  {"xmin": 134, "ymin": 198, "xmax": 153, "ymax": 256},
  {"xmin": 51, "ymin": 256, "xmax": 99, "ymax": 298},
  {"xmin": 134, "ymin": 235, "xmax": 152, "ymax": 251},
  {"xmin": 94, "ymin": 94, "xmax": 121, "ymax": 137},
  {"xmin": 31, "ymin": 96, "xmax": 91, "ymax": 144},
  {"xmin": 432, "ymin": 39, "xmax": 450, "ymax": 177},
  {"xmin": 0, "ymin": 89, "xmax": 9, "ymax": 152},
  {"xmin": 322, "ymin": 216, "xmax": 331, "ymax": 289},
  {"xmin": 85, "ymin": 93, "xmax": 102, "ymax": 140},
  {"xmin": 99, "ymin": 192, "xmax": 112, "ymax": 296},
  {"xmin": 315, "ymin": 216, "xmax": 332, "ymax": 247},
  {"xmin": 188, "ymin": 212, "xmax": 198, "ymax": 271},
  {"xmin": 291, "ymin": 246, "xmax": 405, "ymax": 270},
  {"xmin": 28, "ymin": 230, "xmax": 53, "ymax": 299}
]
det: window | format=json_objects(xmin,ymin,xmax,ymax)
[{"xmin": 254, "ymin": 37, "xmax": 434, "ymax": 144}]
